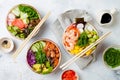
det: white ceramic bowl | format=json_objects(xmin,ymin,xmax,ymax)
[
  {"xmin": 96, "ymin": 9, "xmax": 117, "ymax": 26},
  {"xmin": 0, "ymin": 37, "xmax": 14, "ymax": 53},
  {"xmin": 103, "ymin": 45, "xmax": 120, "ymax": 70}
]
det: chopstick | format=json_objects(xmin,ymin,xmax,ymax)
[
  {"xmin": 12, "ymin": 12, "xmax": 51, "ymax": 59},
  {"xmin": 60, "ymin": 32, "xmax": 111, "ymax": 70}
]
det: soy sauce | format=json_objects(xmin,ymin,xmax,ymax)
[
  {"xmin": 2, "ymin": 40, "xmax": 11, "ymax": 49},
  {"xmin": 101, "ymin": 13, "xmax": 112, "ymax": 24}
]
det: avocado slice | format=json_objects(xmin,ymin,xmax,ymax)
[
  {"xmin": 32, "ymin": 64, "xmax": 42, "ymax": 73},
  {"xmin": 46, "ymin": 61, "xmax": 50, "ymax": 68},
  {"xmin": 42, "ymin": 67, "xmax": 53, "ymax": 74}
]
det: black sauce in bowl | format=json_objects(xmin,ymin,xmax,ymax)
[{"xmin": 101, "ymin": 13, "xmax": 112, "ymax": 24}]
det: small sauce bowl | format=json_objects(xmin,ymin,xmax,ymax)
[
  {"xmin": 0, "ymin": 37, "xmax": 14, "ymax": 53},
  {"xmin": 60, "ymin": 69, "xmax": 79, "ymax": 80}
]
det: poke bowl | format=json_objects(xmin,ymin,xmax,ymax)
[
  {"xmin": 27, "ymin": 39, "xmax": 61, "ymax": 74},
  {"xmin": 62, "ymin": 18, "xmax": 99, "ymax": 57},
  {"xmin": 6, "ymin": 4, "xmax": 41, "ymax": 40}
]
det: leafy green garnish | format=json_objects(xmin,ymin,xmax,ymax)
[
  {"xmin": 31, "ymin": 41, "xmax": 47, "ymax": 64},
  {"xmin": 77, "ymin": 32, "xmax": 89, "ymax": 47},
  {"xmin": 104, "ymin": 48, "xmax": 120, "ymax": 68},
  {"xmin": 18, "ymin": 5, "xmax": 39, "ymax": 20},
  {"xmin": 36, "ymin": 50, "xmax": 47, "ymax": 64}
]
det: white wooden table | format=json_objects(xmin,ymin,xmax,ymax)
[{"xmin": 0, "ymin": 0, "xmax": 120, "ymax": 80}]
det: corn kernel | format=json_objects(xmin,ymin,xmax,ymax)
[
  {"xmin": 86, "ymin": 49, "xmax": 93, "ymax": 56},
  {"xmin": 79, "ymin": 48, "xmax": 83, "ymax": 52},
  {"xmin": 74, "ymin": 49, "xmax": 79, "ymax": 54},
  {"xmin": 70, "ymin": 50, "xmax": 75, "ymax": 54},
  {"xmin": 75, "ymin": 46, "xmax": 80, "ymax": 50}
]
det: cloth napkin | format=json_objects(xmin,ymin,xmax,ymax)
[{"xmin": 51, "ymin": 9, "xmax": 101, "ymax": 69}]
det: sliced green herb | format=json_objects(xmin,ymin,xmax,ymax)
[
  {"xmin": 18, "ymin": 5, "xmax": 39, "ymax": 20},
  {"xmin": 76, "ymin": 32, "xmax": 89, "ymax": 47},
  {"xmin": 35, "ymin": 50, "xmax": 47, "ymax": 64},
  {"xmin": 31, "ymin": 41, "xmax": 47, "ymax": 64}
]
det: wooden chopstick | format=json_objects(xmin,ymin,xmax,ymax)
[
  {"xmin": 12, "ymin": 12, "xmax": 51, "ymax": 59},
  {"xmin": 60, "ymin": 32, "xmax": 111, "ymax": 70}
]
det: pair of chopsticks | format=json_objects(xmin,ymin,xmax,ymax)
[
  {"xmin": 12, "ymin": 12, "xmax": 51, "ymax": 59},
  {"xmin": 60, "ymin": 32, "xmax": 111, "ymax": 70}
]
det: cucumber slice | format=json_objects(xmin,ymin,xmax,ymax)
[
  {"xmin": 20, "ymin": 12, "xmax": 28, "ymax": 19},
  {"xmin": 12, "ymin": 7, "xmax": 20, "ymax": 17},
  {"xmin": 22, "ymin": 18, "xmax": 29, "ymax": 24},
  {"xmin": 89, "ymin": 38, "xmax": 96, "ymax": 43},
  {"xmin": 93, "ymin": 35, "xmax": 99, "ymax": 40}
]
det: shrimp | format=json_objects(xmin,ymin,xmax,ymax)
[
  {"xmin": 63, "ymin": 40, "xmax": 75, "ymax": 51},
  {"xmin": 63, "ymin": 23, "xmax": 80, "ymax": 51}
]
